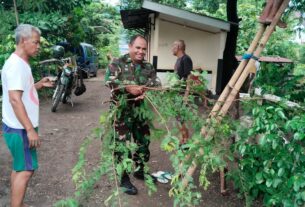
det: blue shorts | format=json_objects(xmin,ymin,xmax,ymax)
[{"xmin": 2, "ymin": 123, "xmax": 38, "ymax": 171}]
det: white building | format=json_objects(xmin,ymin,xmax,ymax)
[{"xmin": 120, "ymin": 0, "xmax": 231, "ymax": 92}]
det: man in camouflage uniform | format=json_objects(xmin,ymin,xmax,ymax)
[{"xmin": 105, "ymin": 35, "xmax": 160, "ymax": 195}]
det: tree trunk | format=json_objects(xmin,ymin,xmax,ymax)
[
  {"xmin": 219, "ymin": 0, "xmax": 239, "ymax": 93},
  {"xmin": 13, "ymin": 0, "xmax": 19, "ymax": 25}
]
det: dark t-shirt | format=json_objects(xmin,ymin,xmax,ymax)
[{"xmin": 174, "ymin": 54, "xmax": 193, "ymax": 80}]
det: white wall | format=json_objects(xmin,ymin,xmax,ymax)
[{"xmin": 150, "ymin": 18, "xmax": 227, "ymax": 92}]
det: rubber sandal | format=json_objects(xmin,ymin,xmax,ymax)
[
  {"xmin": 161, "ymin": 171, "xmax": 172, "ymax": 180},
  {"xmin": 152, "ymin": 171, "xmax": 163, "ymax": 178},
  {"xmin": 157, "ymin": 176, "xmax": 168, "ymax": 183},
  {"xmin": 152, "ymin": 171, "xmax": 169, "ymax": 184}
]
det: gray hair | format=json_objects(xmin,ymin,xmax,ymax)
[
  {"xmin": 175, "ymin": 40, "xmax": 185, "ymax": 51},
  {"xmin": 15, "ymin": 24, "xmax": 41, "ymax": 44}
]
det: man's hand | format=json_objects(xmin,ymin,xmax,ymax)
[
  {"xmin": 41, "ymin": 77, "xmax": 55, "ymax": 88},
  {"xmin": 125, "ymin": 85, "xmax": 145, "ymax": 96},
  {"xmin": 27, "ymin": 128, "xmax": 41, "ymax": 148},
  {"xmin": 135, "ymin": 94, "xmax": 145, "ymax": 101},
  {"xmin": 35, "ymin": 77, "xmax": 55, "ymax": 89}
]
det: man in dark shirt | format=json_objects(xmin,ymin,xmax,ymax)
[
  {"xmin": 172, "ymin": 40, "xmax": 193, "ymax": 80},
  {"xmin": 171, "ymin": 40, "xmax": 193, "ymax": 144}
]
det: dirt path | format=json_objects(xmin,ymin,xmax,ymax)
[{"xmin": 0, "ymin": 70, "xmax": 247, "ymax": 207}]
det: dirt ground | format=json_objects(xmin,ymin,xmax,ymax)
[{"xmin": 0, "ymin": 70, "xmax": 249, "ymax": 207}]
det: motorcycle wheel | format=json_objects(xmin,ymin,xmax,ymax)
[
  {"xmin": 51, "ymin": 84, "xmax": 65, "ymax": 112},
  {"xmin": 62, "ymin": 93, "xmax": 68, "ymax": 104}
]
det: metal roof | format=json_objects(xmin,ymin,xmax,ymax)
[
  {"xmin": 142, "ymin": 0, "xmax": 230, "ymax": 33},
  {"xmin": 120, "ymin": 8, "xmax": 154, "ymax": 30},
  {"xmin": 120, "ymin": 0, "xmax": 231, "ymax": 33}
]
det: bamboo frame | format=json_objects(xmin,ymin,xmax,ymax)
[
  {"xmin": 180, "ymin": 0, "xmax": 290, "ymax": 191},
  {"xmin": 209, "ymin": 24, "xmax": 266, "ymax": 117}
]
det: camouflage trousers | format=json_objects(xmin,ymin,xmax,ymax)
[{"xmin": 114, "ymin": 110, "xmax": 150, "ymax": 172}]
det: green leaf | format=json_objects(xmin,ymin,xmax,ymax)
[
  {"xmin": 272, "ymin": 178, "xmax": 282, "ymax": 188},
  {"xmin": 256, "ymin": 172, "xmax": 264, "ymax": 184},
  {"xmin": 116, "ymin": 164, "xmax": 123, "ymax": 177},
  {"xmin": 278, "ymin": 110, "xmax": 287, "ymax": 120},
  {"xmin": 259, "ymin": 135, "xmax": 267, "ymax": 145},
  {"xmin": 266, "ymin": 179, "xmax": 273, "ymax": 188},
  {"xmin": 294, "ymin": 132, "xmax": 305, "ymax": 141},
  {"xmin": 294, "ymin": 180, "xmax": 301, "ymax": 192},
  {"xmin": 266, "ymin": 106, "xmax": 274, "ymax": 111},
  {"xmin": 283, "ymin": 199, "xmax": 294, "ymax": 207},
  {"xmin": 272, "ymin": 139, "xmax": 278, "ymax": 150},
  {"xmin": 301, "ymin": 191, "xmax": 305, "ymax": 201},
  {"xmin": 278, "ymin": 168, "xmax": 285, "ymax": 177},
  {"xmin": 239, "ymin": 145, "xmax": 246, "ymax": 155},
  {"xmin": 248, "ymin": 128, "xmax": 255, "ymax": 136},
  {"xmin": 252, "ymin": 108, "xmax": 258, "ymax": 116}
]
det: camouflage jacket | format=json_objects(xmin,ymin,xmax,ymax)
[{"xmin": 105, "ymin": 54, "xmax": 160, "ymax": 96}]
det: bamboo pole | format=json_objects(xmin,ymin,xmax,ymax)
[
  {"xmin": 218, "ymin": 0, "xmax": 290, "ymax": 118},
  {"xmin": 181, "ymin": 0, "xmax": 290, "ymax": 190},
  {"xmin": 209, "ymin": 24, "xmax": 267, "ymax": 117}
]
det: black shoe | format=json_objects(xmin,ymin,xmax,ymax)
[
  {"xmin": 134, "ymin": 171, "xmax": 157, "ymax": 183},
  {"xmin": 120, "ymin": 175, "xmax": 138, "ymax": 195},
  {"xmin": 133, "ymin": 170, "xmax": 145, "ymax": 180}
]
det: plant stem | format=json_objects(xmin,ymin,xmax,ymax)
[
  {"xmin": 145, "ymin": 94, "xmax": 170, "ymax": 132},
  {"xmin": 111, "ymin": 116, "xmax": 122, "ymax": 207}
]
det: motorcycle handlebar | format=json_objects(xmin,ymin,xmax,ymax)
[
  {"xmin": 40, "ymin": 56, "xmax": 87, "ymax": 75},
  {"xmin": 39, "ymin": 57, "xmax": 73, "ymax": 65}
]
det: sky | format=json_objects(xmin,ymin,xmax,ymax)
[{"xmin": 102, "ymin": 0, "xmax": 120, "ymax": 6}]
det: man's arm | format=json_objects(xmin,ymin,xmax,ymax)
[{"xmin": 9, "ymin": 90, "xmax": 40, "ymax": 148}]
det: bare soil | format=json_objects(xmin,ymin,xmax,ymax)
[{"xmin": 0, "ymin": 70, "xmax": 249, "ymax": 207}]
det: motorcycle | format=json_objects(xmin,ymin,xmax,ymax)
[
  {"xmin": 39, "ymin": 46, "xmax": 88, "ymax": 112},
  {"xmin": 51, "ymin": 58, "xmax": 87, "ymax": 112}
]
